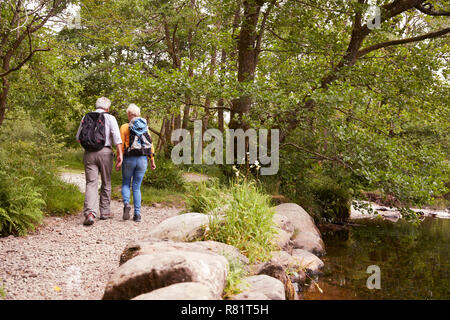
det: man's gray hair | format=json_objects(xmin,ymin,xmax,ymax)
[
  {"xmin": 96, "ymin": 97, "xmax": 111, "ymax": 110},
  {"xmin": 127, "ymin": 103, "xmax": 141, "ymax": 117}
]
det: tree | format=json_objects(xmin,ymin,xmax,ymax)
[
  {"xmin": 0, "ymin": 0, "xmax": 70, "ymax": 125},
  {"xmin": 59, "ymin": 0, "xmax": 449, "ymax": 214}
]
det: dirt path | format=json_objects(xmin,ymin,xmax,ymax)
[{"xmin": 0, "ymin": 172, "xmax": 181, "ymax": 300}]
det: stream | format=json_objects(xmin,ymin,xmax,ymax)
[{"xmin": 303, "ymin": 208, "xmax": 449, "ymax": 300}]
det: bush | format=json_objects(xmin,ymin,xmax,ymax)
[
  {"xmin": 0, "ymin": 172, "xmax": 44, "ymax": 236},
  {"xmin": 0, "ymin": 117, "xmax": 83, "ymax": 236},
  {"xmin": 186, "ymin": 178, "xmax": 276, "ymax": 263},
  {"xmin": 142, "ymin": 154, "xmax": 184, "ymax": 190},
  {"xmin": 310, "ymin": 176, "xmax": 352, "ymax": 223}
]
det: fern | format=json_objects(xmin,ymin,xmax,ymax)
[{"xmin": 0, "ymin": 173, "xmax": 44, "ymax": 236}]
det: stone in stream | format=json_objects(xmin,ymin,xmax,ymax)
[
  {"xmin": 102, "ymin": 250, "xmax": 228, "ymax": 300},
  {"xmin": 274, "ymin": 203, "xmax": 325, "ymax": 256},
  {"xmin": 257, "ymin": 261, "xmax": 297, "ymax": 300},
  {"xmin": 270, "ymin": 250, "xmax": 324, "ymax": 276}
]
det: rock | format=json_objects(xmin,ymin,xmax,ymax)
[
  {"xmin": 257, "ymin": 261, "xmax": 296, "ymax": 300},
  {"xmin": 120, "ymin": 239, "xmax": 249, "ymax": 266},
  {"xmin": 274, "ymin": 203, "xmax": 325, "ymax": 256},
  {"xmin": 132, "ymin": 282, "xmax": 219, "ymax": 300},
  {"xmin": 273, "ymin": 227, "xmax": 292, "ymax": 250},
  {"xmin": 291, "ymin": 249, "xmax": 324, "ymax": 275},
  {"xmin": 230, "ymin": 292, "xmax": 270, "ymax": 300},
  {"xmin": 270, "ymin": 250, "xmax": 323, "ymax": 276},
  {"xmin": 146, "ymin": 212, "xmax": 219, "ymax": 242},
  {"xmin": 194, "ymin": 241, "xmax": 250, "ymax": 266},
  {"xmin": 292, "ymin": 231, "xmax": 325, "ymax": 256},
  {"xmin": 103, "ymin": 250, "xmax": 228, "ymax": 300},
  {"xmin": 259, "ymin": 251, "xmax": 306, "ymax": 285},
  {"xmin": 234, "ymin": 275, "xmax": 285, "ymax": 300},
  {"xmin": 273, "ymin": 214, "xmax": 295, "ymax": 235}
]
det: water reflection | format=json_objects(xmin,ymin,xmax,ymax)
[{"xmin": 304, "ymin": 218, "xmax": 449, "ymax": 300}]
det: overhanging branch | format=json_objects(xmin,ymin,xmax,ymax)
[
  {"xmin": 415, "ymin": 3, "xmax": 450, "ymax": 16},
  {"xmin": 357, "ymin": 27, "xmax": 450, "ymax": 58}
]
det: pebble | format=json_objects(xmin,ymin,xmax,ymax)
[{"xmin": 0, "ymin": 173, "xmax": 180, "ymax": 300}]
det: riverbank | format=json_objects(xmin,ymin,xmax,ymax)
[{"xmin": 351, "ymin": 201, "xmax": 450, "ymax": 222}]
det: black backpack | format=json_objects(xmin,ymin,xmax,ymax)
[{"xmin": 78, "ymin": 112, "xmax": 107, "ymax": 151}]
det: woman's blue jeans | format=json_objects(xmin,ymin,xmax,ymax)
[{"xmin": 122, "ymin": 156, "xmax": 148, "ymax": 216}]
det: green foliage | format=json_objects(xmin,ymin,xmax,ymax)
[
  {"xmin": 186, "ymin": 178, "xmax": 276, "ymax": 263},
  {"xmin": 0, "ymin": 280, "xmax": 6, "ymax": 299},
  {"xmin": 140, "ymin": 187, "xmax": 185, "ymax": 207},
  {"xmin": 0, "ymin": 173, "xmax": 44, "ymax": 236},
  {"xmin": 310, "ymin": 176, "xmax": 352, "ymax": 224},
  {"xmin": 0, "ymin": 117, "xmax": 83, "ymax": 236},
  {"xmin": 142, "ymin": 154, "xmax": 184, "ymax": 190},
  {"xmin": 223, "ymin": 255, "xmax": 248, "ymax": 299}
]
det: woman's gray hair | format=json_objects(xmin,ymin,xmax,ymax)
[{"xmin": 127, "ymin": 103, "xmax": 140, "ymax": 117}]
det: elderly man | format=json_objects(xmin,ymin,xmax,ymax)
[{"xmin": 76, "ymin": 97, "xmax": 123, "ymax": 225}]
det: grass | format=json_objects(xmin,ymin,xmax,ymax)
[
  {"xmin": 186, "ymin": 178, "xmax": 277, "ymax": 263},
  {"xmin": 429, "ymin": 197, "xmax": 450, "ymax": 211},
  {"xmin": 58, "ymin": 148, "xmax": 85, "ymax": 172},
  {"xmin": 0, "ymin": 280, "xmax": 6, "ymax": 299},
  {"xmin": 222, "ymin": 255, "xmax": 248, "ymax": 299},
  {"xmin": 43, "ymin": 182, "xmax": 84, "ymax": 216}
]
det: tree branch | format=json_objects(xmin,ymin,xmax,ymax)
[
  {"xmin": 0, "ymin": 26, "xmax": 50, "ymax": 78},
  {"xmin": 280, "ymin": 142, "xmax": 357, "ymax": 173},
  {"xmin": 415, "ymin": 3, "xmax": 450, "ymax": 16},
  {"xmin": 357, "ymin": 27, "xmax": 450, "ymax": 58}
]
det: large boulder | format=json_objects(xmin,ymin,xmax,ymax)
[
  {"xmin": 132, "ymin": 282, "xmax": 218, "ymax": 300},
  {"xmin": 274, "ymin": 203, "xmax": 325, "ymax": 256},
  {"xmin": 233, "ymin": 275, "xmax": 285, "ymax": 300},
  {"xmin": 103, "ymin": 250, "xmax": 228, "ymax": 300},
  {"xmin": 120, "ymin": 239, "xmax": 249, "ymax": 266},
  {"xmin": 146, "ymin": 212, "xmax": 219, "ymax": 242}
]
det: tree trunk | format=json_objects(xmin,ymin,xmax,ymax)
[
  {"xmin": 0, "ymin": 78, "xmax": 9, "ymax": 126},
  {"xmin": 229, "ymin": 0, "xmax": 265, "ymax": 130}
]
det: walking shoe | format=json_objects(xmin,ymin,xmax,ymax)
[
  {"xmin": 83, "ymin": 212, "xmax": 95, "ymax": 226},
  {"xmin": 123, "ymin": 203, "xmax": 131, "ymax": 220},
  {"xmin": 133, "ymin": 214, "xmax": 141, "ymax": 222},
  {"xmin": 100, "ymin": 213, "xmax": 113, "ymax": 220}
]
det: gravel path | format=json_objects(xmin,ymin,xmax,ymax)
[{"xmin": 0, "ymin": 172, "xmax": 181, "ymax": 300}]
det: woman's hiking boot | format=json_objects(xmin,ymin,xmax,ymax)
[{"xmin": 123, "ymin": 203, "xmax": 131, "ymax": 220}]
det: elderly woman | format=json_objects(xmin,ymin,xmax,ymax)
[{"xmin": 119, "ymin": 104, "xmax": 156, "ymax": 222}]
